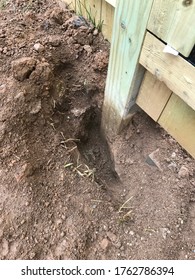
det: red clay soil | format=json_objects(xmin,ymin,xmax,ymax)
[{"xmin": 0, "ymin": 0, "xmax": 195, "ymax": 260}]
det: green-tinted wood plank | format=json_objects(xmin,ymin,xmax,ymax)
[
  {"xmin": 102, "ymin": 0, "xmax": 153, "ymax": 137},
  {"xmin": 148, "ymin": 0, "xmax": 195, "ymax": 56},
  {"xmin": 75, "ymin": 0, "xmax": 102, "ymax": 25},
  {"xmin": 140, "ymin": 32, "xmax": 195, "ymax": 111}
]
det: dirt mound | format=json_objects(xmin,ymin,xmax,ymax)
[{"xmin": 0, "ymin": 0, "xmax": 195, "ymax": 260}]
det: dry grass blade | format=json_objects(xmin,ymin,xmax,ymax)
[
  {"xmin": 75, "ymin": 0, "xmax": 104, "ymax": 31},
  {"xmin": 64, "ymin": 138, "xmax": 80, "ymax": 143},
  {"xmin": 64, "ymin": 162, "xmax": 73, "ymax": 168},
  {"xmin": 118, "ymin": 196, "xmax": 133, "ymax": 213}
]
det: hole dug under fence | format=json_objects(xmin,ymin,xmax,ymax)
[{"xmin": 64, "ymin": 108, "xmax": 120, "ymax": 187}]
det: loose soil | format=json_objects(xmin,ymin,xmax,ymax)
[{"xmin": 0, "ymin": 0, "xmax": 195, "ymax": 260}]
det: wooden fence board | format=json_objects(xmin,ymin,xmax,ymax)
[
  {"xmin": 84, "ymin": 0, "xmax": 102, "ymax": 25},
  {"xmin": 75, "ymin": 0, "xmax": 87, "ymax": 17},
  {"xmin": 101, "ymin": 0, "xmax": 115, "ymax": 42},
  {"xmin": 136, "ymin": 71, "xmax": 172, "ymax": 121},
  {"xmin": 140, "ymin": 32, "xmax": 195, "ymax": 111},
  {"xmin": 159, "ymin": 94, "xmax": 195, "ymax": 158},
  {"xmin": 102, "ymin": 0, "xmax": 153, "ymax": 137},
  {"xmin": 148, "ymin": 0, "xmax": 195, "ymax": 56}
]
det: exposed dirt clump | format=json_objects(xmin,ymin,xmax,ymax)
[{"xmin": 0, "ymin": 0, "xmax": 195, "ymax": 260}]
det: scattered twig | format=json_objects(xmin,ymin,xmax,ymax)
[{"xmin": 118, "ymin": 196, "xmax": 133, "ymax": 213}]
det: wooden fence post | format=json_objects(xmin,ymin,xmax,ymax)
[{"xmin": 102, "ymin": 0, "xmax": 153, "ymax": 138}]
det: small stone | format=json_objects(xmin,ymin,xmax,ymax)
[
  {"xmin": 129, "ymin": 230, "xmax": 134, "ymax": 236},
  {"xmin": 3, "ymin": 47, "xmax": 8, "ymax": 54},
  {"xmin": 186, "ymin": 157, "xmax": 192, "ymax": 163},
  {"xmin": 125, "ymin": 158, "xmax": 134, "ymax": 165},
  {"xmin": 67, "ymin": 37, "xmax": 75, "ymax": 45},
  {"xmin": 168, "ymin": 162, "xmax": 177, "ymax": 171},
  {"xmin": 71, "ymin": 108, "xmax": 86, "ymax": 117},
  {"xmin": 14, "ymin": 162, "xmax": 34, "ymax": 182},
  {"xmin": 1, "ymin": 239, "xmax": 9, "ymax": 257},
  {"xmin": 30, "ymin": 100, "xmax": 42, "ymax": 115},
  {"xmin": 146, "ymin": 149, "xmax": 162, "ymax": 171},
  {"xmin": 48, "ymin": 36, "xmax": 61, "ymax": 47},
  {"xmin": 45, "ymin": 202, "xmax": 50, "ymax": 207},
  {"xmin": 107, "ymin": 231, "xmax": 117, "ymax": 242},
  {"xmin": 21, "ymin": 219, "xmax": 25, "ymax": 225},
  {"xmin": 178, "ymin": 166, "xmax": 190, "ymax": 178},
  {"xmin": 100, "ymin": 238, "xmax": 109, "ymax": 250},
  {"xmin": 29, "ymin": 252, "xmax": 36, "ymax": 259},
  {"xmin": 160, "ymin": 227, "xmax": 170, "ymax": 239},
  {"xmin": 33, "ymin": 43, "xmax": 44, "ymax": 52},
  {"xmin": 93, "ymin": 29, "xmax": 98, "ymax": 36},
  {"xmin": 171, "ymin": 152, "xmax": 176, "ymax": 159},
  {"xmin": 65, "ymin": 15, "xmax": 87, "ymax": 28},
  {"xmin": 23, "ymin": 163, "xmax": 34, "ymax": 176},
  {"xmin": 83, "ymin": 44, "xmax": 92, "ymax": 55},
  {"xmin": 11, "ymin": 57, "xmax": 36, "ymax": 81},
  {"xmin": 56, "ymin": 219, "xmax": 62, "ymax": 226},
  {"xmin": 93, "ymin": 51, "xmax": 109, "ymax": 71},
  {"xmin": 103, "ymin": 225, "xmax": 108, "ymax": 231}
]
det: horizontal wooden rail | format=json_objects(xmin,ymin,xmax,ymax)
[
  {"xmin": 148, "ymin": 0, "xmax": 195, "ymax": 56},
  {"xmin": 139, "ymin": 32, "xmax": 195, "ymax": 111}
]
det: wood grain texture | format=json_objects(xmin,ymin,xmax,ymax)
[
  {"xmin": 101, "ymin": 0, "xmax": 115, "ymax": 42},
  {"xmin": 75, "ymin": 0, "xmax": 87, "ymax": 17},
  {"xmin": 159, "ymin": 94, "xmax": 195, "ymax": 158},
  {"xmin": 140, "ymin": 32, "xmax": 195, "ymax": 111},
  {"xmin": 148, "ymin": 0, "xmax": 195, "ymax": 56},
  {"xmin": 83, "ymin": 0, "xmax": 102, "ymax": 24},
  {"xmin": 136, "ymin": 71, "xmax": 172, "ymax": 121},
  {"xmin": 102, "ymin": 0, "xmax": 153, "ymax": 137}
]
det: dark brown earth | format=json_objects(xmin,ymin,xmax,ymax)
[{"xmin": 0, "ymin": 0, "xmax": 195, "ymax": 260}]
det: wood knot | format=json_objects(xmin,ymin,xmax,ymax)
[{"xmin": 182, "ymin": 0, "xmax": 193, "ymax": 7}]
